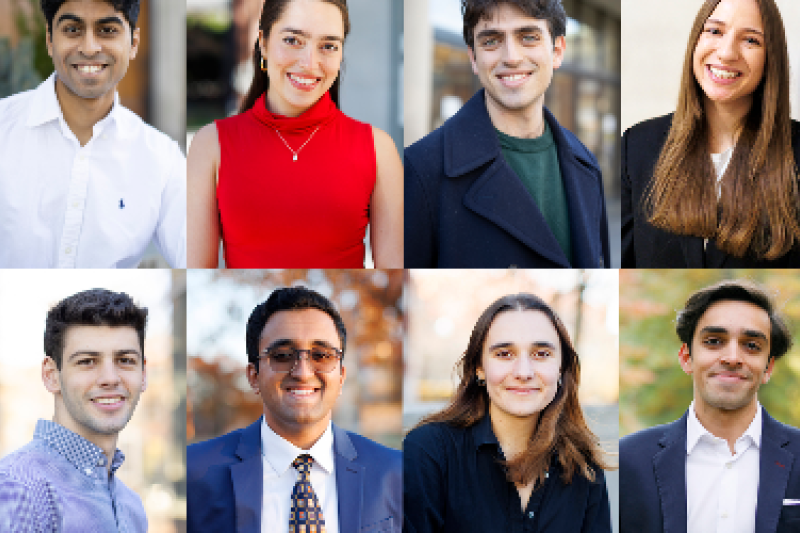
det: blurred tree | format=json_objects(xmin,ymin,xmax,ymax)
[
  {"xmin": 0, "ymin": 0, "xmax": 50, "ymax": 98},
  {"xmin": 620, "ymin": 270, "xmax": 800, "ymax": 436}
]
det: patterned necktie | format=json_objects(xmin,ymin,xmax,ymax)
[{"xmin": 289, "ymin": 454, "xmax": 327, "ymax": 533}]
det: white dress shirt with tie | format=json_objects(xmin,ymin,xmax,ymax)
[
  {"xmin": 0, "ymin": 74, "xmax": 186, "ymax": 268},
  {"xmin": 686, "ymin": 401, "xmax": 761, "ymax": 533}
]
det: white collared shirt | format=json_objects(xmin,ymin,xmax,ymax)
[
  {"xmin": 686, "ymin": 401, "xmax": 761, "ymax": 533},
  {"xmin": 0, "ymin": 74, "xmax": 186, "ymax": 268},
  {"xmin": 260, "ymin": 418, "xmax": 339, "ymax": 533}
]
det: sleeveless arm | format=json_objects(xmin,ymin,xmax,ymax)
[
  {"xmin": 370, "ymin": 127, "xmax": 404, "ymax": 268},
  {"xmin": 187, "ymin": 123, "xmax": 222, "ymax": 268}
]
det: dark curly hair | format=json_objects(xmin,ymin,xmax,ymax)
[
  {"xmin": 462, "ymin": 0, "xmax": 566, "ymax": 48},
  {"xmin": 246, "ymin": 286, "xmax": 347, "ymax": 372},
  {"xmin": 676, "ymin": 279, "xmax": 792, "ymax": 362},
  {"xmin": 44, "ymin": 288, "xmax": 148, "ymax": 370},
  {"xmin": 40, "ymin": 0, "xmax": 141, "ymax": 35}
]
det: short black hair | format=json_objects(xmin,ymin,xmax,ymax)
[
  {"xmin": 462, "ymin": 0, "xmax": 567, "ymax": 49},
  {"xmin": 44, "ymin": 288, "xmax": 148, "ymax": 370},
  {"xmin": 40, "ymin": 0, "xmax": 141, "ymax": 35},
  {"xmin": 246, "ymin": 287, "xmax": 347, "ymax": 372},
  {"xmin": 675, "ymin": 279, "xmax": 792, "ymax": 361}
]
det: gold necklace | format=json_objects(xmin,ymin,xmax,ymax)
[{"xmin": 272, "ymin": 125, "xmax": 323, "ymax": 162}]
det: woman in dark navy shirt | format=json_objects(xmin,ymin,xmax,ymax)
[{"xmin": 403, "ymin": 293, "xmax": 613, "ymax": 533}]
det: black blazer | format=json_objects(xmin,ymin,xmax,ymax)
[
  {"xmin": 405, "ymin": 89, "xmax": 610, "ymax": 268},
  {"xmin": 621, "ymin": 114, "xmax": 800, "ymax": 267},
  {"xmin": 620, "ymin": 408, "xmax": 800, "ymax": 533}
]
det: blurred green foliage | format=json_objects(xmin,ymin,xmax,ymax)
[
  {"xmin": 620, "ymin": 269, "xmax": 800, "ymax": 436},
  {"xmin": 0, "ymin": 0, "xmax": 51, "ymax": 98}
]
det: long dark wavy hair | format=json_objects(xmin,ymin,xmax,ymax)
[
  {"xmin": 645, "ymin": 0, "xmax": 800, "ymax": 260},
  {"xmin": 418, "ymin": 293, "xmax": 611, "ymax": 487},
  {"xmin": 239, "ymin": 0, "xmax": 350, "ymax": 114}
]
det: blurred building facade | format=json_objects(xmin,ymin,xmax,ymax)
[{"xmin": 406, "ymin": 0, "xmax": 621, "ymax": 197}]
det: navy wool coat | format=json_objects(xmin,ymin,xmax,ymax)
[{"xmin": 404, "ymin": 89, "xmax": 610, "ymax": 268}]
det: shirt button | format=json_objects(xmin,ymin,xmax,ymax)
[
  {"xmin": 84, "ymin": 467, "xmax": 93, "ymax": 475},
  {"xmin": 528, "ymin": 511, "xmax": 535, "ymax": 519},
  {"xmin": 64, "ymin": 247, "xmax": 72, "ymax": 255},
  {"xmin": 79, "ymin": 155, "xmax": 85, "ymax": 161},
  {"xmin": 726, "ymin": 463, "xmax": 733, "ymax": 469},
  {"xmin": 72, "ymin": 201, "xmax": 80, "ymax": 208}
]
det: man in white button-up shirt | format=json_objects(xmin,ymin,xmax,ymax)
[
  {"xmin": 0, "ymin": 0, "xmax": 186, "ymax": 268},
  {"xmin": 620, "ymin": 280, "xmax": 800, "ymax": 533},
  {"xmin": 186, "ymin": 287, "xmax": 402, "ymax": 533}
]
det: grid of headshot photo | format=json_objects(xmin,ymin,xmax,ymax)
[{"xmin": 2, "ymin": 0, "xmax": 800, "ymax": 532}]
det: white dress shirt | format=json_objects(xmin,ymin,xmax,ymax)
[
  {"xmin": 260, "ymin": 418, "xmax": 339, "ymax": 533},
  {"xmin": 686, "ymin": 401, "xmax": 761, "ymax": 533},
  {"xmin": 0, "ymin": 74, "xmax": 186, "ymax": 267}
]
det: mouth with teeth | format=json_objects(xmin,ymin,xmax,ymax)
[
  {"xmin": 497, "ymin": 72, "xmax": 532, "ymax": 88},
  {"xmin": 74, "ymin": 64, "xmax": 108, "ymax": 77},
  {"xmin": 287, "ymin": 72, "xmax": 322, "ymax": 91},
  {"xmin": 285, "ymin": 385, "xmax": 321, "ymax": 402},
  {"xmin": 707, "ymin": 65, "xmax": 742, "ymax": 83},
  {"xmin": 91, "ymin": 396, "xmax": 125, "ymax": 411}
]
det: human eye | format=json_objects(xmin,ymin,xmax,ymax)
[
  {"xmin": 310, "ymin": 347, "xmax": 335, "ymax": 362},
  {"xmin": 118, "ymin": 355, "xmax": 138, "ymax": 366},
  {"xmin": 702, "ymin": 336, "xmax": 723, "ymax": 347},
  {"xmin": 62, "ymin": 24, "xmax": 81, "ymax": 35},
  {"xmin": 743, "ymin": 339, "xmax": 764, "ymax": 352},
  {"xmin": 521, "ymin": 33, "xmax": 541, "ymax": 44},
  {"xmin": 75, "ymin": 357, "xmax": 96, "ymax": 366},
  {"xmin": 480, "ymin": 36, "xmax": 500, "ymax": 48},
  {"xmin": 322, "ymin": 42, "xmax": 339, "ymax": 52},
  {"xmin": 493, "ymin": 349, "xmax": 515, "ymax": 359},
  {"xmin": 283, "ymin": 35, "xmax": 302, "ymax": 46},
  {"xmin": 270, "ymin": 348, "xmax": 296, "ymax": 363},
  {"xmin": 531, "ymin": 348, "xmax": 552, "ymax": 359},
  {"xmin": 98, "ymin": 25, "xmax": 119, "ymax": 36},
  {"xmin": 745, "ymin": 36, "xmax": 762, "ymax": 46}
]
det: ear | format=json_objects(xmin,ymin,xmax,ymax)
[
  {"xmin": 246, "ymin": 362, "xmax": 260, "ymax": 394},
  {"xmin": 130, "ymin": 27, "xmax": 141, "ymax": 60},
  {"xmin": 678, "ymin": 344, "xmax": 693, "ymax": 375},
  {"xmin": 476, "ymin": 368, "xmax": 485, "ymax": 381},
  {"xmin": 467, "ymin": 46, "xmax": 479, "ymax": 76},
  {"xmin": 42, "ymin": 357, "xmax": 61, "ymax": 394},
  {"xmin": 762, "ymin": 357, "xmax": 776, "ymax": 384},
  {"xmin": 339, "ymin": 364, "xmax": 347, "ymax": 389},
  {"xmin": 46, "ymin": 28, "xmax": 53, "ymax": 58},
  {"xmin": 552, "ymin": 35, "xmax": 566, "ymax": 70},
  {"xmin": 140, "ymin": 357, "xmax": 147, "ymax": 393}
]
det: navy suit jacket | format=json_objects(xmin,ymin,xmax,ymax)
[
  {"xmin": 404, "ymin": 89, "xmax": 610, "ymax": 268},
  {"xmin": 620, "ymin": 407, "xmax": 800, "ymax": 533},
  {"xmin": 187, "ymin": 418, "xmax": 402, "ymax": 533}
]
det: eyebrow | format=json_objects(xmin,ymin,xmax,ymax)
[
  {"xmin": 698, "ymin": 326, "xmax": 768, "ymax": 341},
  {"xmin": 68, "ymin": 349, "xmax": 141, "ymax": 361},
  {"xmin": 476, "ymin": 26, "xmax": 543, "ymax": 39},
  {"xmin": 263, "ymin": 338, "xmax": 339, "ymax": 352},
  {"xmin": 488, "ymin": 341, "xmax": 557, "ymax": 351},
  {"xmin": 57, "ymin": 14, "xmax": 125, "ymax": 27},
  {"xmin": 705, "ymin": 18, "xmax": 764, "ymax": 36},
  {"xmin": 280, "ymin": 27, "xmax": 343, "ymax": 43}
]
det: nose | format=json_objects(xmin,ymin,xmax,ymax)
[
  {"xmin": 97, "ymin": 358, "xmax": 122, "ymax": 386},
  {"xmin": 290, "ymin": 352, "xmax": 316, "ymax": 379},
  {"xmin": 719, "ymin": 343, "xmax": 744, "ymax": 367},
  {"xmin": 502, "ymin": 39, "xmax": 523, "ymax": 65},
  {"xmin": 716, "ymin": 32, "xmax": 739, "ymax": 62},
  {"xmin": 298, "ymin": 45, "xmax": 319, "ymax": 69},
  {"xmin": 512, "ymin": 353, "xmax": 534, "ymax": 380},
  {"xmin": 78, "ymin": 30, "xmax": 102, "ymax": 56}
]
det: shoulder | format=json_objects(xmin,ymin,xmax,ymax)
[
  {"xmin": 545, "ymin": 108, "xmax": 598, "ymax": 167},
  {"xmin": 188, "ymin": 122, "xmax": 220, "ymax": 159},
  {"xmin": 113, "ymin": 476, "xmax": 147, "ymax": 522},
  {"xmin": 0, "ymin": 89, "xmax": 33, "ymax": 126},
  {"xmin": 763, "ymin": 409, "xmax": 800, "ymax": 449},
  {"xmin": 620, "ymin": 418, "xmax": 681, "ymax": 454},
  {"xmin": 0, "ymin": 440, "xmax": 58, "ymax": 490},
  {"xmin": 404, "ymin": 421, "xmax": 465, "ymax": 455},
  {"xmin": 115, "ymin": 105, "xmax": 184, "ymax": 163},
  {"xmin": 405, "ymin": 120, "xmax": 447, "ymax": 167},
  {"xmin": 623, "ymin": 113, "xmax": 674, "ymax": 144},
  {"xmin": 341, "ymin": 429, "xmax": 401, "ymax": 467},
  {"xmin": 187, "ymin": 425, "xmax": 250, "ymax": 467}
]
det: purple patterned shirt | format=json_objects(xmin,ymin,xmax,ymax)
[{"xmin": 0, "ymin": 419, "xmax": 147, "ymax": 533}]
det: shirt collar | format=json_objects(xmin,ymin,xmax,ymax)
[
  {"xmin": 33, "ymin": 419, "xmax": 125, "ymax": 475},
  {"xmin": 472, "ymin": 413, "xmax": 500, "ymax": 451},
  {"xmin": 687, "ymin": 401, "xmax": 762, "ymax": 454},
  {"xmin": 261, "ymin": 418, "xmax": 335, "ymax": 476},
  {"xmin": 26, "ymin": 73, "xmax": 121, "ymax": 134}
]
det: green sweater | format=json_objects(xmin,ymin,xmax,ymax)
[{"xmin": 496, "ymin": 122, "xmax": 572, "ymax": 264}]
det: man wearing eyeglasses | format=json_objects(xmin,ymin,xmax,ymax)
[{"xmin": 187, "ymin": 287, "xmax": 402, "ymax": 533}]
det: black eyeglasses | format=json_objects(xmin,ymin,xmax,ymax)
[{"xmin": 260, "ymin": 346, "xmax": 343, "ymax": 373}]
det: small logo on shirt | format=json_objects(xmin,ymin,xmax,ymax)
[{"xmin": 119, "ymin": 199, "xmax": 125, "ymax": 209}]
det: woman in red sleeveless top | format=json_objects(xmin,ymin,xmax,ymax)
[{"xmin": 187, "ymin": 0, "xmax": 403, "ymax": 268}]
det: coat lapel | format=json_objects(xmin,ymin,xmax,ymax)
[
  {"xmin": 333, "ymin": 424, "xmax": 363, "ymax": 533},
  {"xmin": 231, "ymin": 419, "xmax": 264, "ymax": 533},
  {"xmin": 755, "ymin": 409, "xmax": 793, "ymax": 533},
  {"xmin": 653, "ymin": 415, "xmax": 688, "ymax": 533}
]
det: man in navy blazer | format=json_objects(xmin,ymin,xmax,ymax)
[
  {"xmin": 187, "ymin": 287, "xmax": 402, "ymax": 533},
  {"xmin": 621, "ymin": 280, "xmax": 800, "ymax": 533},
  {"xmin": 404, "ymin": 0, "xmax": 609, "ymax": 268}
]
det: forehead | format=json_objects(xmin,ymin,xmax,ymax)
[
  {"xmin": 694, "ymin": 299, "xmax": 771, "ymax": 338},
  {"xmin": 707, "ymin": 0, "xmax": 764, "ymax": 30},
  {"xmin": 54, "ymin": 0, "xmax": 128, "ymax": 24},
  {"xmin": 273, "ymin": 0, "xmax": 344, "ymax": 37},
  {"xmin": 62, "ymin": 325, "xmax": 141, "ymax": 351},
  {"xmin": 258, "ymin": 308, "xmax": 340, "ymax": 347},
  {"xmin": 474, "ymin": 2, "xmax": 552, "ymax": 36},
  {"xmin": 484, "ymin": 309, "xmax": 561, "ymax": 348}
]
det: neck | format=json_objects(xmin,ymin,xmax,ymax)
[
  {"xmin": 52, "ymin": 412, "xmax": 118, "ymax": 473},
  {"xmin": 693, "ymin": 397, "xmax": 758, "ymax": 454},
  {"xmin": 485, "ymin": 91, "xmax": 546, "ymax": 139},
  {"xmin": 265, "ymin": 90, "xmax": 314, "ymax": 118},
  {"xmin": 704, "ymin": 96, "xmax": 752, "ymax": 153},
  {"xmin": 55, "ymin": 77, "xmax": 115, "ymax": 147},
  {"xmin": 266, "ymin": 415, "xmax": 329, "ymax": 451},
  {"xmin": 489, "ymin": 403, "xmax": 538, "ymax": 460}
]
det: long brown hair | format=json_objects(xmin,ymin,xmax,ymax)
[
  {"xmin": 418, "ymin": 293, "xmax": 612, "ymax": 488},
  {"xmin": 645, "ymin": 0, "xmax": 800, "ymax": 260},
  {"xmin": 239, "ymin": 0, "xmax": 350, "ymax": 114}
]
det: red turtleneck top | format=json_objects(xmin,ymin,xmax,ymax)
[{"xmin": 215, "ymin": 91, "xmax": 376, "ymax": 267}]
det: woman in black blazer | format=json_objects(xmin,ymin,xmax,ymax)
[
  {"xmin": 403, "ymin": 294, "xmax": 613, "ymax": 533},
  {"xmin": 621, "ymin": 0, "xmax": 800, "ymax": 267}
]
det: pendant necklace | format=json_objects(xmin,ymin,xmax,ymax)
[{"xmin": 273, "ymin": 124, "xmax": 323, "ymax": 162}]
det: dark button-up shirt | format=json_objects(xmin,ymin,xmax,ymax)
[
  {"xmin": 403, "ymin": 415, "xmax": 611, "ymax": 533},
  {"xmin": 0, "ymin": 419, "xmax": 147, "ymax": 532}
]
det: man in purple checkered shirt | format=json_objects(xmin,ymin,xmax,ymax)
[{"xmin": 0, "ymin": 289, "xmax": 149, "ymax": 532}]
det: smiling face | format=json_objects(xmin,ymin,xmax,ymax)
[
  {"xmin": 46, "ymin": 0, "xmax": 139, "ymax": 104},
  {"xmin": 679, "ymin": 300, "xmax": 775, "ymax": 416},
  {"xmin": 247, "ymin": 308, "xmax": 345, "ymax": 447},
  {"xmin": 468, "ymin": 3, "xmax": 564, "ymax": 125},
  {"xmin": 259, "ymin": 0, "xmax": 344, "ymax": 117},
  {"xmin": 692, "ymin": 0, "xmax": 766, "ymax": 114},
  {"xmin": 43, "ymin": 325, "xmax": 146, "ymax": 443},
  {"xmin": 476, "ymin": 310, "xmax": 562, "ymax": 426}
]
